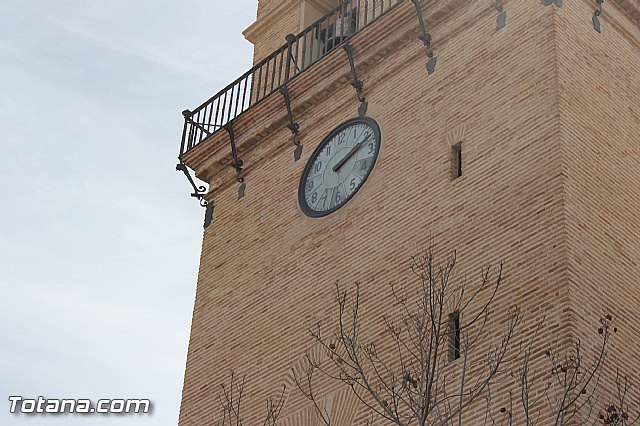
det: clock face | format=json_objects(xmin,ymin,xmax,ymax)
[{"xmin": 299, "ymin": 116, "xmax": 381, "ymax": 217}]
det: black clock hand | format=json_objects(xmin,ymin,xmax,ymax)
[{"xmin": 332, "ymin": 134, "xmax": 371, "ymax": 173}]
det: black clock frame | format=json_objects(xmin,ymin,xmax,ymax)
[{"xmin": 298, "ymin": 116, "xmax": 382, "ymax": 218}]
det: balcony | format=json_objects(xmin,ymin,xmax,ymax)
[{"xmin": 178, "ymin": 0, "xmax": 403, "ymax": 159}]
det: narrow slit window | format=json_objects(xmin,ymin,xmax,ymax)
[
  {"xmin": 449, "ymin": 312, "xmax": 461, "ymax": 361},
  {"xmin": 451, "ymin": 143, "xmax": 462, "ymax": 179}
]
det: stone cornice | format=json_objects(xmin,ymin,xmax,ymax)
[
  {"xmin": 243, "ymin": 0, "xmax": 302, "ymax": 45},
  {"xmin": 306, "ymin": 0, "xmax": 336, "ymax": 12},
  {"xmin": 611, "ymin": 0, "xmax": 640, "ymax": 28}
]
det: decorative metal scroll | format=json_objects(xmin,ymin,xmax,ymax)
[
  {"xmin": 176, "ymin": 163, "xmax": 207, "ymax": 203},
  {"xmin": 176, "ymin": 163, "xmax": 214, "ymax": 228}
]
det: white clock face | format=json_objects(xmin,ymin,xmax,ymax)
[{"xmin": 299, "ymin": 117, "xmax": 381, "ymax": 217}]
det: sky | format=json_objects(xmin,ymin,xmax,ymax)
[{"xmin": 0, "ymin": 0, "xmax": 256, "ymax": 424}]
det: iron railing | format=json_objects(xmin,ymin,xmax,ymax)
[{"xmin": 179, "ymin": 0, "xmax": 403, "ymax": 158}]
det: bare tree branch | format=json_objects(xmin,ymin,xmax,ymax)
[
  {"xmin": 296, "ymin": 246, "xmax": 521, "ymax": 426},
  {"xmin": 517, "ymin": 313, "xmax": 638, "ymax": 426},
  {"xmin": 215, "ymin": 371, "xmax": 287, "ymax": 426}
]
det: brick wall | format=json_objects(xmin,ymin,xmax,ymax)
[
  {"xmin": 178, "ymin": 0, "xmax": 640, "ymax": 424},
  {"xmin": 558, "ymin": 0, "xmax": 640, "ymax": 412}
]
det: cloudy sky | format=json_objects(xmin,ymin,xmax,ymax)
[{"xmin": 0, "ymin": 0, "xmax": 256, "ymax": 424}]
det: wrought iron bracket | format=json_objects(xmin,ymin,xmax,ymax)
[
  {"xmin": 410, "ymin": 0, "xmax": 437, "ymax": 75},
  {"xmin": 224, "ymin": 124, "xmax": 246, "ymax": 198},
  {"xmin": 279, "ymin": 86, "xmax": 300, "ymax": 135},
  {"xmin": 593, "ymin": 0, "xmax": 605, "ymax": 33},
  {"xmin": 279, "ymin": 86, "xmax": 303, "ymax": 161},
  {"xmin": 176, "ymin": 162, "xmax": 207, "ymax": 202},
  {"xmin": 176, "ymin": 162, "xmax": 214, "ymax": 228},
  {"xmin": 343, "ymin": 40, "xmax": 368, "ymax": 116}
]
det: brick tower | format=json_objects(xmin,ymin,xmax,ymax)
[{"xmin": 176, "ymin": 0, "xmax": 640, "ymax": 424}]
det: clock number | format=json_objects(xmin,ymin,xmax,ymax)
[
  {"xmin": 368, "ymin": 142, "xmax": 375, "ymax": 155},
  {"xmin": 314, "ymin": 161, "xmax": 322, "ymax": 174},
  {"xmin": 330, "ymin": 185, "xmax": 346, "ymax": 209},
  {"xmin": 311, "ymin": 192, "xmax": 318, "ymax": 204},
  {"xmin": 306, "ymin": 179, "xmax": 314, "ymax": 192},
  {"xmin": 349, "ymin": 177, "xmax": 357, "ymax": 191},
  {"xmin": 360, "ymin": 160, "xmax": 368, "ymax": 172},
  {"xmin": 337, "ymin": 132, "xmax": 346, "ymax": 145},
  {"xmin": 324, "ymin": 145, "xmax": 331, "ymax": 157},
  {"xmin": 318, "ymin": 190, "xmax": 329, "ymax": 209}
]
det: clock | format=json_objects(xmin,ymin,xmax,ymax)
[{"xmin": 299, "ymin": 116, "xmax": 381, "ymax": 217}]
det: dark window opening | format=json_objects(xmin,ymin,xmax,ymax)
[
  {"xmin": 451, "ymin": 143, "xmax": 462, "ymax": 179},
  {"xmin": 449, "ymin": 312, "xmax": 461, "ymax": 361}
]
